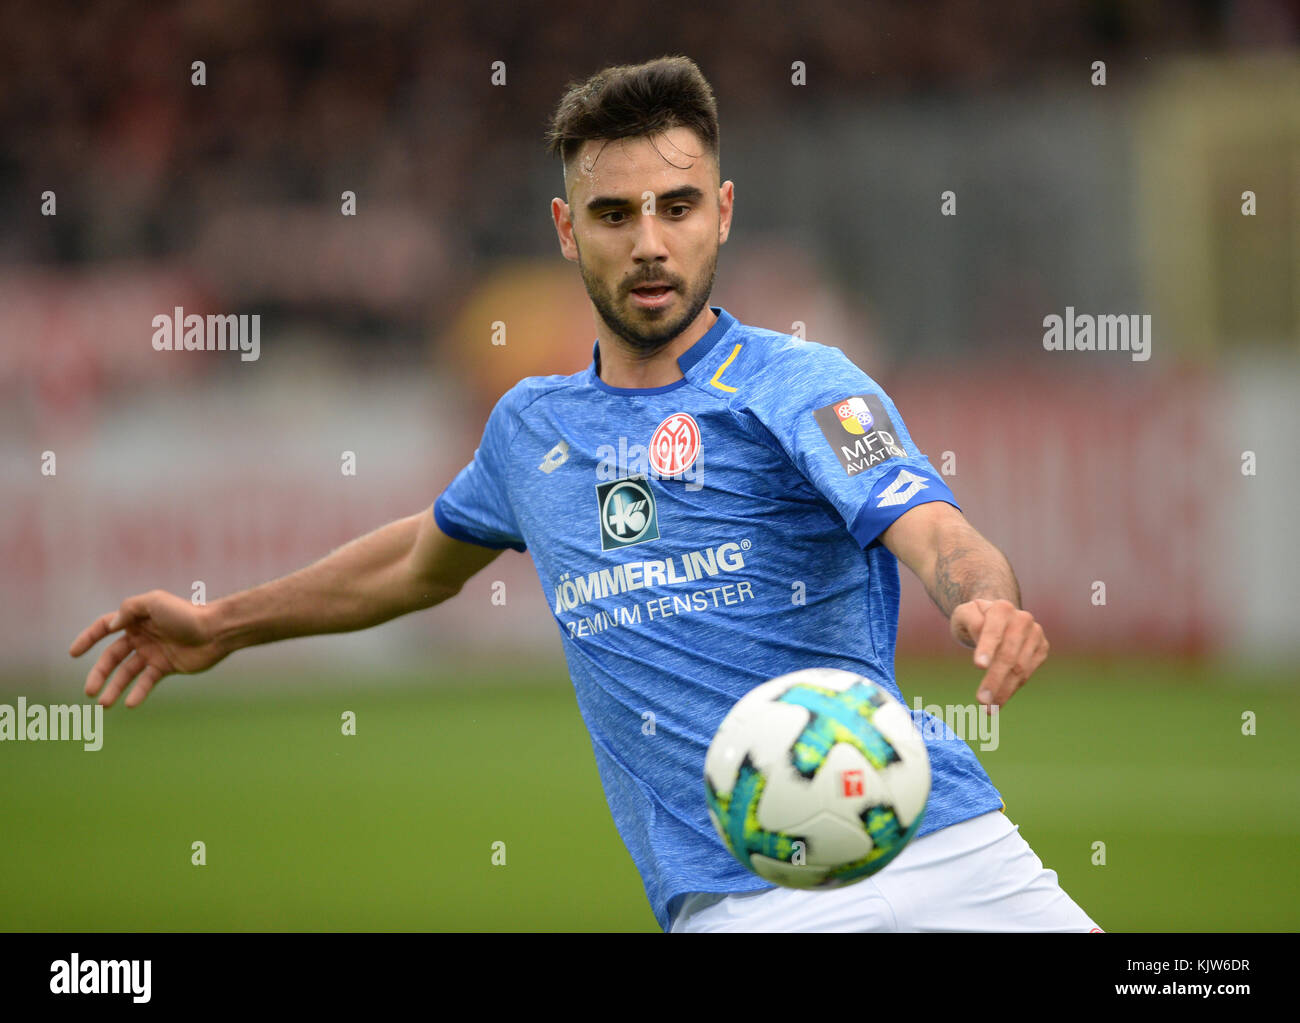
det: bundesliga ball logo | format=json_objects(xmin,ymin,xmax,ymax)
[{"xmin": 649, "ymin": 412, "xmax": 701, "ymax": 477}]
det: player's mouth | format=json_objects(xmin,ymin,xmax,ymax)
[{"xmin": 629, "ymin": 284, "xmax": 676, "ymax": 309}]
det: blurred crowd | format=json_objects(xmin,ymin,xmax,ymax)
[
  {"xmin": 1, "ymin": 0, "xmax": 1296, "ymax": 665},
  {"xmin": 3, "ymin": 0, "xmax": 1295, "ymax": 270}
]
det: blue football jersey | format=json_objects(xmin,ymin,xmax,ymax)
[{"xmin": 435, "ymin": 307, "xmax": 1004, "ymax": 930}]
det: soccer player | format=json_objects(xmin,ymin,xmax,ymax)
[{"xmin": 70, "ymin": 56, "xmax": 1100, "ymax": 933}]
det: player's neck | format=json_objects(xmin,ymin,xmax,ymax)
[{"xmin": 595, "ymin": 306, "xmax": 717, "ymax": 390}]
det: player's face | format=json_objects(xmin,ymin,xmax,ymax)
[{"xmin": 552, "ymin": 127, "xmax": 733, "ymax": 355}]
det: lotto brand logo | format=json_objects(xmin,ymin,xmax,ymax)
[
  {"xmin": 648, "ymin": 412, "xmax": 701, "ymax": 477},
  {"xmin": 875, "ymin": 468, "xmax": 929, "ymax": 508},
  {"xmin": 834, "ymin": 397, "xmax": 874, "ymax": 435},
  {"xmin": 841, "ymin": 770, "xmax": 865, "ymax": 797},
  {"xmin": 595, "ymin": 475, "xmax": 660, "ymax": 551},
  {"xmin": 538, "ymin": 439, "xmax": 569, "ymax": 474}
]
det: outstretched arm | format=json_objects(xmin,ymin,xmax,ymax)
[
  {"xmin": 880, "ymin": 501, "xmax": 1048, "ymax": 709},
  {"xmin": 69, "ymin": 509, "xmax": 502, "ymax": 708}
]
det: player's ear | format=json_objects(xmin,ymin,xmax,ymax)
[
  {"xmin": 551, "ymin": 197, "xmax": 578, "ymax": 262},
  {"xmin": 718, "ymin": 180, "xmax": 735, "ymax": 245}
]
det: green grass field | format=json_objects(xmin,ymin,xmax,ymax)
[{"xmin": 2, "ymin": 655, "xmax": 1297, "ymax": 931}]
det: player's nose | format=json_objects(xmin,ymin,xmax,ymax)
[{"xmin": 630, "ymin": 211, "xmax": 671, "ymax": 261}]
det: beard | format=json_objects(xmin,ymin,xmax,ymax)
[{"xmin": 578, "ymin": 243, "xmax": 718, "ymax": 358}]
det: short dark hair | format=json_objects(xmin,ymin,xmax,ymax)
[{"xmin": 544, "ymin": 56, "xmax": 719, "ymax": 181}]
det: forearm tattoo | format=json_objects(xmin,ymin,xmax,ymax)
[{"xmin": 931, "ymin": 536, "xmax": 1020, "ymax": 618}]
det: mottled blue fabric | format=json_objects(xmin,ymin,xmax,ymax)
[{"xmin": 435, "ymin": 307, "xmax": 1003, "ymax": 930}]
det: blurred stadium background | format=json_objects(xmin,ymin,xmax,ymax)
[{"xmin": 2, "ymin": 0, "xmax": 1298, "ymax": 931}]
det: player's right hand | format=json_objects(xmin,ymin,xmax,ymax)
[{"xmin": 68, "ymin": 591, "xmax": 227, "ymax": 708}]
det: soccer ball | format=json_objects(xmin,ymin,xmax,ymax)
[{"xmin": 704, "ymin": 667, "xmax": 930, "ymax": 889}]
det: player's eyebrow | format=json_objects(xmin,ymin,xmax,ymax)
[{"xmin": 585, "ymin": 185, "xmax": 706, "ymax": 214}]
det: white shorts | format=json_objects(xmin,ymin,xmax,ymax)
[{"xmin": 670, "ymin": 811, "xmax": 1103, "ymax": 932}]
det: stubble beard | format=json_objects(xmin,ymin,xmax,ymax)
[{"xmin": 579, "ymin": 243, "xmax": 718, "ymax": 359}]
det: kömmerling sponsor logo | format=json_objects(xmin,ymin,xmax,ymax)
[
  {"xmin": 553, "ymin": 540, "xmax": 748, "ymax": 612},
  {"xmin": 0, "ymin": 699, "xmax": 103, "ymax": 751},
  {"xmin": 1042, "ymin": 306, "xmax": 1152, "ymax": 362},
  {"xmin": 151, "ymin": 306, "xmax": 261, "ymax": 361}
]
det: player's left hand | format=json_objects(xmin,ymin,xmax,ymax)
[{"xmin": 949, "ymin": 598, "xmax": 1048, "ymax": 709}]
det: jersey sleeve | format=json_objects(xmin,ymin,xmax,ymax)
[
  {"xmin": 745, "ymin": 343, "xmax": 959, "ymax": 549},
  {"xmin": 432, "ymin": 388, "xmax": 527, "ymax": 553}
]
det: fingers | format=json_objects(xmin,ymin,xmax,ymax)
[
  {"xmin": 977, "ymin": 612, "xmax": 1048, "ymax": 708},
  {"xmin": 72, "ymin": 596, "xmax": 165, "ymax": 707},
  {"xmin": 977, "ymin": 610, "xmax": 1028, "ymax": 706},
  {"xmin": 949, "ymin": 601, "xmax": 985, "ymax": 648},
  {"xmin": 972, "ymin": 603, "xmax": 1009, "ymax": 670},
  {"xmin": 84, "ymin": 635, "xmax": 133, "ymax": 699},
  {"xmin": 69, "ymin": 611, "xmax": 119, "ymax": 657},
  {"xmin": 69, "ymin": 595, "xmax": 151, "ymax": 657},
  {"xmin": 123, "ymin": 665, "xmax": 163, "ymax": 708},
  {"xmin": 97, "ymin": 651, "xmax": 151, "ymax": 708},
  {"xmin": 1021, "ymin": 631, "xmax": 1049, "ymax": 684}
]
